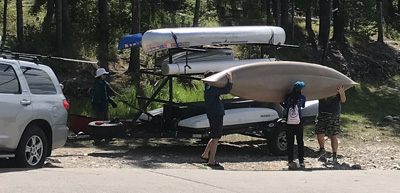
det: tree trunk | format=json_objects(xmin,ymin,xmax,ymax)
[
  {"xmin": 62, "ymin": 0, "xmax": 71, "ymax": 53},
  {"xmin": 193, "ymin": 0, "xmax": 200, "ymax": 27},
  {"xmin": 291, "ymin": 0, "xmax": 295, "ymax": 44},
  {"xmin": 42, "ymin": 0, "xmax": 54, "ymax": 52},
  {"xmin": 16, "ymin": 0, "xmax": 23, "ymax": 47},
  {"xmin": 319, "ymin": 0, "xmax": 332, "ymax": 65},
  {"xmin": 398, "ymin": 0, "xmax": 400, "ymax": 14},
  {"xmin": 306, "ymin": 2, "xmax": 317, "ymax": 50},
  {"xmin": 98, "ymin": 0, "xmax": 110, "ymax": 70},
  {"xmin": 281, "ymin": 0, "xmax": 289, "ymax": 31},
  {"xmin": 128, "ymin": 0, "xmax": 141, "ymax": 73},
  {"xmin": 305, "ymin": 3, "xmax": 314, "ymax": 38},
  {"xmin": 262, "ymin": 0, "xmax": 273, "ymax": 56},
  {"xmin": 332, "ymin": 0, "xmax": 345, "ymax": 43},
  {"xmin": 231, "ymin": 0, "xmax": 239, "ymax": 25},
  {"xmin": 386, "ymin": 0, "xmax": 395, "ymax": 21},
  {"xmin": 2, "ymin": 0, "xmax": 8, "ymax": 44},
  {"xmin": 377, "ymin": 0, "xmax": 384, "ymax": 43},
  {"xmin": 214, "ymin": 0, "xmax": 227, "ymax": 25},
  {"xmin": 56, "ymin": 0, "xmax": 62, "ymax": 55},
  {"xmin": 266, "ymin": 0, "xmax": 273, "ymax": 25},
  {"xmin": 272, "ymin": 0, "xmax": 281, "ymax": 26},
  {"xmin": 43, "ymin": 0, "xmax": 54, "ymax": 34}
]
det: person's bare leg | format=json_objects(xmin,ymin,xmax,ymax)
[
  {"xmin": 330, "ymin": 135, "xmax": 338, "ymax": 153},
  {"xmin": 317, "ymin": 134, "xmax": 325, "ymax": 149},
  {"xmin": 201, "ymin": 139, "xmax": 212, "ymax": 159},
  {"xmin": 207, "ymin": 138, "xmax": 219, "ymax": 164}
]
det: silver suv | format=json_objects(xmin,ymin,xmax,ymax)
[{"xmin": 0, "ymin": 57, "xmax": 69, "ymax": 168}]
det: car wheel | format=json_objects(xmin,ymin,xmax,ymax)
[
  {"xmin": 15, "ymin": 125, "xmax": 48, "ymax": 168},
  {"xmin": 267, "ymin": 123, "xmax": 287, "ymax": 156}
]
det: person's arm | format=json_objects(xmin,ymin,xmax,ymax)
[
  {"xmin": 208, "ymin": 72, "xmax": 233, "ymax": 95},
  {"xmin": 337, "ymin": 85, "xmax": 346, "ymax": 103},
  {"xmin": 301, "ymin": 95, "xmax": 306, "ymax": 108},
  {"xmin": 282, "ymin": 95, "xmax": 288, "ymax": 109}
]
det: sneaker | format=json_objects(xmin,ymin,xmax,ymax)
[
  {"xmin": 299, "ymin": 162, "xmax": 305, "ymax": 169},
  {"xmin": 317, "ymin": 148, "xmax": 326, "ymax": 157},
  {"xmin": 288, "ymin": 162, "xmax": 298, "ymax": 170},
  {"xmin": 332, "ymin": 156, "xmax": 338, "ymax": 163}
]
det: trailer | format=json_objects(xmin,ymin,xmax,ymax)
[{"xmin": 78, "ymin": 26, "xmax": 317, "ymax": 155}]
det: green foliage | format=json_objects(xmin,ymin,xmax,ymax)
[
  {"xmin": 69, "ymin": 77, "xmax": 206, "ymax": 118},
  {"xmin": 340, "ymin": 76, "xmax": 400, "ymax": 135}
]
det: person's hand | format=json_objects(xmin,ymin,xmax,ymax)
[
  {"xmin": 337, "ymin": 85, "xmax": 345, "ymax": 94},
  {"xmin": 110, "ymin": 100, "xmax": 117, "ymax": 108},
  {"xmin": 225, "ymin": 72, "xmax": 232, "ymax": 83}
]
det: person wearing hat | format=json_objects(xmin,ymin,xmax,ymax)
[
  {"xmin": 315, "ymin": 85, "xmax": 346, "ymax": 163},
  {"xmin": 283, "ymin": 81, "xmax": 306, "ymax": 170},
  {"xmin": 92, "ymin": 68, "xmax": 117, "ymax": 121}
]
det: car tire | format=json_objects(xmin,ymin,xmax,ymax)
[
  {"xmin": 15, "ymin": 125, "xmax": 48, "ymax": 168},
  {"xmin": 267, "ymin": 123, "xmax": 287, "ymax": 156}
]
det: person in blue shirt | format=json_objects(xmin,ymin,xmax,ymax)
[
  {"xmin": 283, "ymin": 81, "xmax": 306, "ymax": 169},
  {"xmin": 200, "ymin": 70, "xmax": 232, "ymax": 167}
]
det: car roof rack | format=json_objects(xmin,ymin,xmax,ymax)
[
  {"xmin": 0, "ymin": 47, "xmax": 98, "ymax": 65},
  {"xmin": 0, "ymin": 48, "xmax": 41, "ymax": 64}
]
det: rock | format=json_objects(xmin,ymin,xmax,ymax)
[
  {"xmin": 384, "ymin": 115, "xmax": 393, "ymax": 121},
  {"xmin": 351, "ymin": 164, "xmax": 362, "ymax": 170},
  {"xmin": 391, "ymin": 165, "xmax": 400, "ymax": 170}
]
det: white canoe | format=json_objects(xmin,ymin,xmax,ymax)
[
  {"xmin": 161, "ymin": 58, "xmax": 276, "ymax": 75},
  {"xmin": 142, "ymin": 26, "xmax": 286, "ymax": 53},
  {"xmin": 202, "ymin": 61, "xmax": 358, "ymax": 102}
]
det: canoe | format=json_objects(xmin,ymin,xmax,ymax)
[
  {"xmin": 118, "ymin": 33, "xmax": 142, "ymax": 50},
  {"xmin": 202, "ymin": 61, "xmax": 358, "ymax": 102},
  {"xmin": 142, "ymin": 26, "xmax": 286, "ymax": 53}
]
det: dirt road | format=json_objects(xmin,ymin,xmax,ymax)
[{"xmin": 45, "ymin": 134, "xmax": 400, "ymax": 170}]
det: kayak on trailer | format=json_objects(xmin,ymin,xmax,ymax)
[{"xmin": 142, "ymin": 26, "xmax": 286, "ymax": 53}]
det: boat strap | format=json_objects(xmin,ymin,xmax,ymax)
[
  {"xmin": 168, "ymin": 29, "xmax": 192, "ymax": 73},
  {"xmin": 168, "ymin": 30, "xmax": 180, "ymax": 49},
  {"xmin": 268, "ymin": 28, "xmax": 275, "ymax": 44}
]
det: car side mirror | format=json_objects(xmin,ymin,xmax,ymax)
[{"xmin": 60, "ymin": 83, "xmax": 64, "ymax": 90}]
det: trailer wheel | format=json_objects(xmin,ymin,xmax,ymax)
[
  {"xmin": 267, "ymin": 123, "xmax": 287, "ymax": 156},
  {"xmin": 88, "ymin": 121, "xmax": 125, "ymax": 139}
]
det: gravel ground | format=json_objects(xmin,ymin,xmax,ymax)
[{"xmin": 46, "ymin": 134, "xmax": 400, "ymax": 171}]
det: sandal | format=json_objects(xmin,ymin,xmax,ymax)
[
  {"xmin": 200, "ymin": 156, "xmax": 209, "ymax": 162},
  {"xmin": 206, "ymin": 162, "xmax": 221, "ymax": 167}
]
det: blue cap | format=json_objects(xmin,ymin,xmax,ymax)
[{"xmin": 294, "ymin": 81, "xmax": 305, "ymax": 91}]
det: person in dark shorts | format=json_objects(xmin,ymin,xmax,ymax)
[
  {"xmin": 283, "ymin": 81, "xmax": 306, "ymax": 169},
  {"xmin": 200, "ymin": 70, "xmax": 232, "ymax": 166},
  {"xmin": 315, "ymin": 85, "xmax": 347, "ymax": 162}
]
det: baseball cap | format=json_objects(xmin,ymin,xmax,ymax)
[
  {"xmin": 95, "ymin": 68, "xmax": 109, "ymax": 78},
  {"xmin": 294, "ymin": 81, "xmax": 305, "ymax": 91}
]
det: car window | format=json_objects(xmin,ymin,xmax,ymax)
[
  {"xmin": 20, "ymin": 66, "xmax": 57, "ymax": 94},
  {"xmin": 0, "ymin": 63, "xmax": 21, "ymax": 94}
]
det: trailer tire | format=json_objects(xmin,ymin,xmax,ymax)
[
  {"xmin": 267, "ymin": 123, "xmax": 287, "ymax": 156},
  {"xmin": 88, "ymin": 121, "xmax": 126, "ymax": 139}
]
